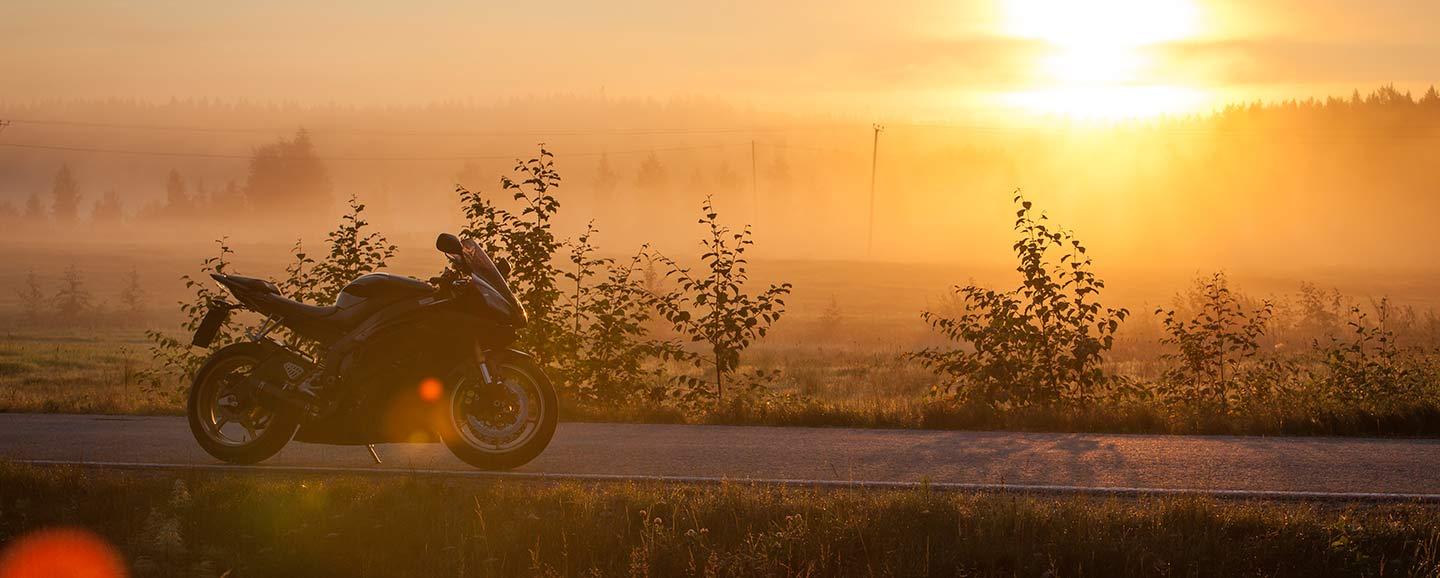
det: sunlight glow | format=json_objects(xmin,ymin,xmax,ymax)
[
  {"xmin": 1001, "ymin": 0, "xmax": 1211, "ymax": 119},
  {"xmin": 1004, "ymin": 0, "xmax": 1200, "ymax": 48},
  {"xmin": 1003, "ymin": 85, "xmax": 1210, "ymax": 120}
]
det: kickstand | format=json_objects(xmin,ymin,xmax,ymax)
[{"xmin": 366, "ymin": 444, "xmax": 382, "ymax": 464}]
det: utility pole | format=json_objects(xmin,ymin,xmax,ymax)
[
  {"xmin": 750, "ymin": 139, "xmax": 759, "ymax": 222},
  {"xmin": 867, "ymin": 124, "xmax": 883, "ymax": 256}
]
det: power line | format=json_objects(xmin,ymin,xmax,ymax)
[
  {"xmin": 13, "ymin": 116, "xmax": 1440, "ymax": 141},
  {"xmin": 0, "ymin": 141, "xmax": 740, "ymax": 162},
  {"xmin": 765, "ymin": 143, "xmax": 865, "ymax": 156},
  {"xmin": 889, "ymin": 121, "xmax": 1440, "ymax": 140},
  {"xmin": 4, "ymin": 118, "xmax": 853, "ymax": 138}
]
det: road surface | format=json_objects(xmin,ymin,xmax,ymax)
[{"xmin": 3, "ymin": 413, "xmax": 1439, "ymax": 500}]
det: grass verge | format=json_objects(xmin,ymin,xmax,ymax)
[{"xmin": 2, "ymin": 463, "xmax": 1439, "ymax": 577}]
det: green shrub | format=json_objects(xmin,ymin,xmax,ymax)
[
  {"xmin": 651, "ymin": 196, "xmax": 793, "ymax": 410},
  {"xmin": 1155, "ymin": 271, "xmax": 1275, "ymax": 412},
  {"xmin": 911, "ymin": 192, "xmax": 1129, "ymax": 409}
]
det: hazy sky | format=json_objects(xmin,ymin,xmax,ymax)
[{"xmin": 3, "ymin": 0, "xmax": 1438, "ymax": 118}]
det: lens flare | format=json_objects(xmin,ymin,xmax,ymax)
[
  {"xmin": 418, "ymin": 378, "xmax": 443, "ymax": 402},
  {"xmin": 0, "ymin": 528, "xmax": 127, "ymax": 578}
]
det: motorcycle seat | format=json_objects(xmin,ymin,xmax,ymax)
[
  {"xmin": 263, "ymin": 295, "xmax": 339, "ymax": 322},
  {"xmin": 214, "ymin": 274, "xmax": 280, "ymax": 295}
]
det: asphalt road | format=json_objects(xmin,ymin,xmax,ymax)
[{"xmin": 3, "ymin": 413, "xmax": 1439, "ymax": 499}]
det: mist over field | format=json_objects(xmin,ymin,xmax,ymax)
[{"xmin": 4, "ymin": 90, "xmax": 1440, "ymax": 322}]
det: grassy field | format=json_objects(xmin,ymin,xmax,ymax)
[
  {"xmin": 0, "ymin": 330, "xmax": 169, "ymax": 415},
  {"xmin": 2, "ymin": 463, "xmax": 1439, "ymax": 577},
  {"xmin": 5, "ymin": 328, "xmax": 1440, "ymax": 438}
]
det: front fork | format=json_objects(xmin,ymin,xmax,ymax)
[{"xmin": 473, "ymin": 343, "xmax": 497, "ymax": 385}]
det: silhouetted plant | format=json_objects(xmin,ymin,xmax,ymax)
[
  {"xmin": 49, "ymin": 165, "xmax": 82, "ymax": 225},
  {"xmin": 53, "ymin": 264, "xmax": 93, "ymax": 321},
  {"xmin": 15, "ymin": 269, "xmax": 45, "ymax": 323},
  {"xmin": 556, "ymin": 224, "xmax": 687, "ymax": 405},
  {"xmin": 651, "ymin": 196, "xmax": 792, "ymax": 409},
  {"xmin": 458, "ymin": 146, "xmax": 566, "ymax": 366},
  {"xmin": 911, "ymin": 192, "xmax": 1129, "ymax": 409},
  {"xmin": 1155, "ymin": 272, "xmax": 1274, "ymax": 411},
  {"xmin": 118, "ymin": 268, "xmax": 147, "ymax": 317},
  {"xmin": 307, "ymin": 195, "xmax": 397, "ymax": 304},
  {"xmin": 1314, "ymin": 299, "xmax": 1429, "ymax": 406},
  {"xmin": 817, "ymin": 294, "xmax": 844, "ymax": 335},
  {"xmin": 141, "ymin": 238, "xmax": 246, "ymax": 398}
]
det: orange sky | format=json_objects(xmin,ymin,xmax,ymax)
[{"xmin": 3, "ymin": 0, "xmax": 1437, "ymax": 120}]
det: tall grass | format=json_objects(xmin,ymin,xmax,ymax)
[{"xmin": 2, "ymin": 463, "xmax": 1439, "ymax": 577}]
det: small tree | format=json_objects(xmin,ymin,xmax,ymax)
[
  {"xmin": 53, "ymin": 264, "xmax": 93, "ymax": 320},
  {"xmin": 50, "ymin": 165, "xmax": 81, "ymax": 225},
  {"xmin": 458, "ymin": 146, "xmax": 565, "ymax": 366},
  {"xmin": 23, "ymin": 192, "xmax": 45, "ymax": 221},
  {"xmin": 245, "ymin": 129, "xmax": 332, "ymax": 215},
  {"xmin": 1315, "ymin": 299, "xmax": 1426, "ymax": 406},
  {"xmin": 118, "ymin": 268, "xmax": 147, "ymax": 316},
  {"xmin": 164, "ymin": 169, "xmax": 193, "ymax": 217},
  {"xmin": 141, "ymin": 239, "xmax": 245, "ymax": 398},
  {"xmin": 910, "ymin": 193, "xmax": 1129, "ymax": 409},
  {"xmin": 636, "ymin": 153, "xmax": 667, "ymax": 193},
  {"xmin": 557, "ymin": 224, "xmax": 685, "ymax": 405},
  {"xmin": 91, "ymin": 190, "xmax": 125, "ymax": 226},
  {"xmin": 16, "ymin": 269, "xmax": 45, "ymax": 323},
  {"xmin": 593, "ymin": 153, "xmax": 619, "ymax": 201},
  {"xmin": 308, "ymin": 195, "xmax": 397, "ymax": 304},
  {"xmin": 1155, "ymin": 272, "xmax": 1274, "ymax": 411},
  {"xmin": 651, "ymin": 196, "xmax": 792, "ymax": 408},
  {"xmin": 817, "ymin": 294, "xmax": 844, "ymax": 335}
]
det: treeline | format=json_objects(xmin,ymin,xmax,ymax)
[
  {"xmin": 0, "ymin": 130, "xmax": 329, "ymax": 229},
  {"xmin": 7, "ymin": 84, "xmax": 1440, "ymax": 264},
  {"xmin": 1208, "ymin": 84, "xmax": 1440, "ymax": 133}
]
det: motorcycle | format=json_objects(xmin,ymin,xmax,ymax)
[{"xmin": 185, "ymin": 233, "xmax": 557, "ymax": 470}]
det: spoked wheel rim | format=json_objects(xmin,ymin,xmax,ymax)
[
  {"xmin": 196, "ymin": 355, "xmax": 276, "ymax": 447},
  {"xmin": 450, "ymin": 363, "xmax": 547, "ymax": 454}
]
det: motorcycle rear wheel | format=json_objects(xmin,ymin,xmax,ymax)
[{"xmin": 187, "ymin": 342, "xmax": 299, "ymax": 464}]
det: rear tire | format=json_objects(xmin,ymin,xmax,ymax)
[
  {"xmin": 187, "ymin": 342, "xmax": 299, "ymax": 464},
  {"xmin": 438, "ymin": 354, "xmax": 558, "ymax": 470}
]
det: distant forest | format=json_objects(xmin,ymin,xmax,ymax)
[{"xmin": 1, "ymin": 86, "xmax": 1438, "ymax": 267}]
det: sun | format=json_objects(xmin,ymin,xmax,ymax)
[{"xmin": 999, "ymin": 0, "xmax": 1212, "ymax": 120}]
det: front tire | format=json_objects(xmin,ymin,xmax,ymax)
[
  {"xmin": 187, "ymin": 343, "xmax": 299, "ymax": 464},
  {"xmin": 438, "ymin": 354, "xmax": 558, "ymax": 470}
]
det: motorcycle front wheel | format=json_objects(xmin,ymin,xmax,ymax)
[{"xmin": 437, "ymin": 354, "xmax": 558, "ymax": 470}]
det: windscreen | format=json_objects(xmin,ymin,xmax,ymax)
[{"xmin": 460, "ymin": 238, "xmax": 521, "ymax": 309}]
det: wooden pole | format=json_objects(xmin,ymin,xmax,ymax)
[{"xmin": 867, "ymin": 124, "xmax": 883, "ymax": 256}]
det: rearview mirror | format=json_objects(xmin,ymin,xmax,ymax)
[
  {"xmin": 435, "ymin": 233, "xmax": 463, "ymax": 255},
  {"xmin": 496, "ymin": 258, "xmax": 512, "ymax": 278}
]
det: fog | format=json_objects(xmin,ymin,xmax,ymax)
[{"xmin": 3, "ymin": 89, "xmax": 1439, "ymax": 274}]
